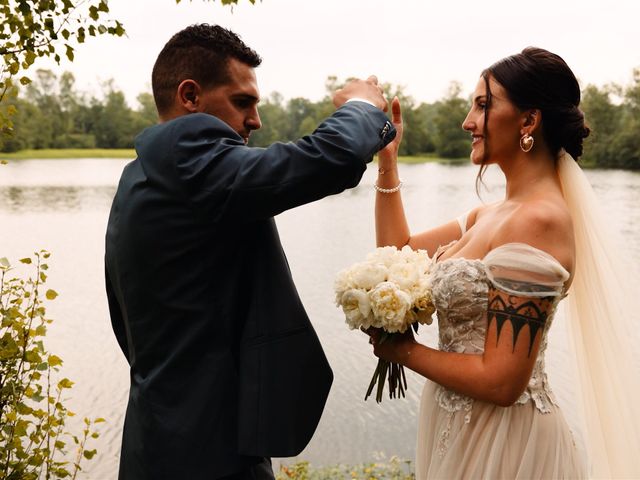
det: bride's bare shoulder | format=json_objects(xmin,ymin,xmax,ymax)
[{"xmin": 492, "ymin": 199, "xmax": 575, "ymax": 273}]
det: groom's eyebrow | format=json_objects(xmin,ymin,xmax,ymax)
[{"xmin": 233, "ymin": 93, "xmax": 259, "ymax": 101}]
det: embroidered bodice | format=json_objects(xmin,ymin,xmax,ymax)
[
  {"xmin": 429, "ymin": 242, "xmax": 569, "ymax": 416},
  {"xmin": 427, "ymin": 243, "xmax": 569, "ymax": 455}
]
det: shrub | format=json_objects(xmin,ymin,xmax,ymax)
[{"xmin": 0, "ymin": 252, "xmax": 102, "ymax": 480}]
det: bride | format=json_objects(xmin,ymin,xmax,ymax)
[{"xmin": 365, "ymin": 47, "xmax": 640, "ymax": 479}]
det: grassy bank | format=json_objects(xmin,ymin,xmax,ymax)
[
  {"xmin": 0, "ymin": 150, "xmax": 598, "ymax": 169},
  {"xmin": 0, "ymin": 149, "xmax": 463, "ymax": 164},
  {"xmin": 0, "ymin": 149, "xmax": 135, "ymax": 160},
  {"xmin": 275, "ymin": 458, "xmax": 414, "ymax": 480},
  {"xmin": 397, "ymin": 155, "xmax": 467, "ymax": 165}
]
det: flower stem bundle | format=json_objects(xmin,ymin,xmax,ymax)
[{"xmin": 335, "ymin": 246, "xmax": 435, "ymax": 402}]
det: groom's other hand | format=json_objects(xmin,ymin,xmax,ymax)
[{"xmin": 333, "ymin": 75, "xmax": 389, "ymax": 112}]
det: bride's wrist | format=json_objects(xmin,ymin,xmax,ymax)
[{"xmin": 376, "ymin": 165, "xmax": 398, "ymax": 176}]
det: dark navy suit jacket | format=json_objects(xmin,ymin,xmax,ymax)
[{"xmin": 105, "ymin": 102, "xmax": 395, "ymax": 479}]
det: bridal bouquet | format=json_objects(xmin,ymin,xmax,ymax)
[{"xmin": 334, "ymin": 246, "xmax": 435, "ymax": 402}]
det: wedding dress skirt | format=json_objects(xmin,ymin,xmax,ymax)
[{"xmin": 415, "ymin": 243, "xmax": 586, "ymax": 479}]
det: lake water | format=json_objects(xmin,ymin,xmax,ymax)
[{"xmin": 1, "ymin": 159, "xmax": 639, "ymax": 478}]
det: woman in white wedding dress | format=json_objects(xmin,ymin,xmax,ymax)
[{"xmin": 366, "ymin": 47, "xmax": 640, "ymax": 479}]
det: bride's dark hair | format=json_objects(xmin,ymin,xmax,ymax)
[{"xmin": 477, "ymin": 47, "xmax": 590, "ymax": 190}]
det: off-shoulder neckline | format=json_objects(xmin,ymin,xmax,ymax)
[{"xmin": 435, "ymin": 241, "xmax": 567, "ymax": 272}]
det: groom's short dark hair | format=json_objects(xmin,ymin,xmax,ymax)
[{"xmin": 152, "ymin": 24, "xmax": 262, "ymax": 115}]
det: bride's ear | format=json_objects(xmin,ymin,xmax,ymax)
[{"xmin": 521, "ymin": 108, "xmax": 542, "ymax": 133}]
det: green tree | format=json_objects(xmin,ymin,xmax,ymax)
[
  {"xmin": 130, "ymin": 92, "xmax": 159, "ymax": 138},
  {"xmin": 383, "ymin": 84, "xmax": 432, "ymax": 156},
  {"xmin": 413, "ymin": 102, "xmax": 437, "ymax": 154},
  {"xmin": 0, "ymin": 99, "xmax": 43, "ymax": 152},
  {"xmin": 0, "ymin": 0, "xmax": 252, "ymax": 137},
  {"xmin": 25, "ymin": 70, "xmax": 66, "ymax": 148},
  {"xmin": 433, "ymin": 82, "xmax": 470, "ymax": 158},
  {"xmin": 613, "ymin": 68, "xmax": 640, "ymax": 169},
  {"xmin": 581, "ymin": 84, "xmax": 621, "ymax": 167},
  {"xmin": 0, "ymin": 0, "xmax": 125, "ymax": 136},
  {"xmin": 249, "ymin": 92, "xmax": 288, "ymax": 147},
  {"xmin": 92, "ymin": 81, "xmax": 134, "ymax": 148}
]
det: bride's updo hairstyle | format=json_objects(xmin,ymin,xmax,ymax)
[{"xmin": 481, "ymin": 47, "xmax": 590, "ymax": 160}]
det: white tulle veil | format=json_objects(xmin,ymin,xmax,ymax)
[{"xmin": 557, "ymin": 150, "xmax": 640, "ymax": 478}]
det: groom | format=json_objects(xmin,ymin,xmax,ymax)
[{"xmin": 105, "ymin": 24, "xmax": 395, "ymax": 480}]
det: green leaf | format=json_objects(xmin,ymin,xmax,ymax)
[
  {"xmin": 19, "ymin": 76, "xmax": 31, "ymax": 85},
  {"xmin": 58, "ymin": 378, "xmax": 74, "ymax": 389},
  {"xmin": 83, "ymin": 448, "xmax": 97, "ymax": 460},
  {"xmin": 20, "ymin": 257, "xmax": 32, "ymax": 264},
  {"xmin": 25, "ymin": 350, "xmax": 42, "ymax": 363},
  {"xmin": 48, "ymin": 354, "xmax": 63, "ymax": 367},
  {"xmin": 25, "ymin": 50, "xmax": 37, "ymax": 66},
  {"xmin": 94, "ymin": 417, "xmax": 106, "ymax": 423},
  {"xmin": 0, "ymin": 257, "xmax": 10, "ymax": 269},
  {"xmin": 46, "ymin": 289, "xmax": 58, "ymax": 300},
  {"xmin": 65, "ymin": 44, "xmax": 74, "ymax": 62}
]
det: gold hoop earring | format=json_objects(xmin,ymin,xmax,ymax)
[{"xmin": 520, "ymin": 133, "xmax": 534, "ymax": 153}]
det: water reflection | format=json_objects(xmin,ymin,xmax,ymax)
[{"xmin": 0, "ymin": 185, "xmax": 116, "ymax": 212}]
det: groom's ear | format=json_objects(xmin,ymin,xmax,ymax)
[{"xmin": 177, "ymin": 79, "xmax": 201, "ymax": 113}]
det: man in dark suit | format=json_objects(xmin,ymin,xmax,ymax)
[{"xmin": 105, "ymin": 24, "xmax": 395, "ymax": 480}]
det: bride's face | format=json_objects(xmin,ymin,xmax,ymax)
[{"xmin": 462, "ymin": 76, "xmax": 523, "ymax": 166}]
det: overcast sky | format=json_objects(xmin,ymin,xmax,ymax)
[{"xmin": 40, "ymin": 0, "xmax": 640, "ymax": 107}]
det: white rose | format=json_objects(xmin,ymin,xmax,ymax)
[
  {"xmin": 399, "ymin": 245, "xmax": 417, "ymax": 262},
  {"xmin": 387, "ymin": 262, "xmax": 420, "ymax": 290},
  {"xmin": 369, "ymin": 281, "xmax": 412, "ymax": 333},
  {"xmin": 351, "ymin": 262, "xmax": 388, "ymax": 290},
  {"xmin": 366, "ymin": 246, "xmax": 400, "ymax": 267},
  {"xmin": 410, "ymin": 277, "xmax": 431, "ymax": 301},
  {"xmin": 334, "ymin": 267, "xmax": 355, "ymax": 305},
  {"xmin": 340, "ymin": 289, "xmax": 372, "ymax": 330}
]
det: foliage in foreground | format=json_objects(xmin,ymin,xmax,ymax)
[
  {"xmin": 0, "ymin": 252, "xmax": 103, "ymax": 480},
  {"xmin": 276, "ymin": 457, "xmax": 414, "ymax": 480}
]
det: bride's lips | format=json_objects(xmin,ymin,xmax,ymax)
[{"xmin": 471, "ymin": 134, "xmax": 483, "ymax": 146}]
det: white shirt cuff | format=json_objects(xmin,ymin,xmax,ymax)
[{"xmin": 345, "ymin": 98, "xmax": 376, "ymax": 107}]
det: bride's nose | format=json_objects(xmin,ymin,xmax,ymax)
[{"xmin": 462, "ymin": 111, "xmax": 476, "ymax": 132}]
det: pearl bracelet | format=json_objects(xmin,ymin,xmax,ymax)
[{"xmin": 374, "ymin": 181, "xmax": 403, "ymax": 194}]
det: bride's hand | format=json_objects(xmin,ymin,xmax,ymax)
[
  {"xmin": 378, "ymin": 96, "xmax": 403, "ymax": 167},
  {"xmin": 365, "ymin": 326, "xmax": 417, "ymax": 365}
]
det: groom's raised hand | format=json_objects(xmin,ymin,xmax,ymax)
[{"xmin": 333, "ymin": 75, "xmax": 389, "ymax": 112}]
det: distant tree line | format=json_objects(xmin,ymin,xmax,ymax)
[{"xmin": 2, "ymin": 69, "xmax": 639, "ymax": 169}]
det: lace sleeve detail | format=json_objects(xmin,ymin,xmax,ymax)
[{"xmin": 483, "ymin": 243, "xmax": 569, "ymax": 297}]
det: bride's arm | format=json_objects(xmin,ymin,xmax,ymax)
[
  {"xmin": 373, "ymin": 287, "xmax": 550, "ymax": 407},
  {"xmin": 370, "ymin": 209, "xmax": 573, "ymax": 406},
  {"xmin": 375, "ymin": 98, "xmax": 466, "ymax": 255}
]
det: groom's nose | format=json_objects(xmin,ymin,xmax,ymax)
[{"xmin": 246, "ymin": 108, "xmax": 262, "ymax": 131}]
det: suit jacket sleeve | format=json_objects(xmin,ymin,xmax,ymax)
[{"xmin": 165, "ymin": 101, "xmax": 395, "ymax": 223}]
